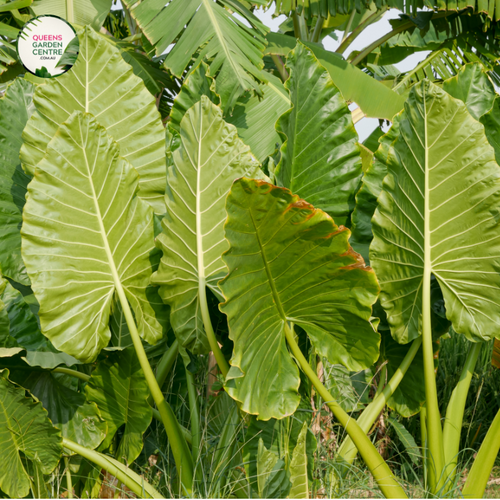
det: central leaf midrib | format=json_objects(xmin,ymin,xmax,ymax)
[
  {"xmin": 248, "ymin": 210, "xmax": 287, "ymax": 322},
  {"xmin": 81, "ymin": 128, "xmax": 121, "ymax": 296},
  {"xmin": 196, "ymin": 106, "xmax": 205, "ymax": 284}
]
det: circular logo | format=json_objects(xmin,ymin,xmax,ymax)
[{"xmin": 17, "ymin": 15, "xmax": 79, "ymax": 78}]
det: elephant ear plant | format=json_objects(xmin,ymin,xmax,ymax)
[
  {"xmin": 2, "ymin": 7, "xmax": 500, "ymax": 494},
  {"xmin": 219, "ymin": 177, "xmax": 405, "ymax": 498},
  {"xmin": 371, "ymin": 79, "xmax": 500, "ymax": 496}
]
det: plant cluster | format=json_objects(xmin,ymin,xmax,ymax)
[{"xmin": 0, "ymin": 0, "xmax": 500, "ymax": 498}]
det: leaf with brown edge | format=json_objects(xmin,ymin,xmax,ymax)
[{"xmin": 220, "ymin": 178, "xmax": 380, "ymax": 420}]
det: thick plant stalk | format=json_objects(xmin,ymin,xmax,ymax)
[
  {"xmin": 375, "ymin": 364, "xmax": 387, "ymax": 398},
  {"xmin": 335, "ymin": 7, "xmax": 388, "ymax": 55},
  {"xmin": 64, "ymin": 457, "xmax": 73, "ymax": 499},
  {"xmin": 422, "ymin": 154, "xmax": 445, "ymax": 493},
  {"xmin": 462, "ymin": 407, "xmax": 500, "ymax": 498},
  {"xmin": 442, "ymin": 342, "xmax": 482, "ymax": 484},
  {"xmin": 336, "ymin": 337, "xmax": 422, "ymax": 468},
  {"xmin": 420, "ymin": 404, "xmax": 428, "ymax": 492},
  {"xmin": 271, "ymin": 54, "xmax": 289, "ymax": 81},
  {"xmin": 151, "ymin": 409, "xmax": 193, "ymax": 445},
  {"xmin": 53, "ymin": 367, "xmax": 90, "ymax": 383},
  {"xmin": 293, "ymin": 11, "xmax": 308, "ymax": 40},
  {"xmin": 284, "ymin": 324, "xmax": 407, "ymax": 499},
  {"xmin": 156, "ymin": 339, "xmax": 179, "ymax": 388},
  {"xmin": 62, "ymin": 438, "xmax": 162, "ymax": 499},
  {"xmin": 341, "ymin": 9, "xmax": 357, "ymax": 43},
  {"xmin": 310, "ymin": 15, "xmax": 324, "ymax": 43},
  {"xmin": 185, "ymin": 366, "xmax": 201, "ymax": 461},
  {"xmin": 199, "ymin": 278, "xmax": 229, "ymax": 378},
  {"xmin": 112, "ymin": 272, "xmax": 194, "ymax": 492},
  {"xmin": 422, "ymin": 291, "xmax": 445, "ymax": 493},
  {"xmin": 147, "ymin": 338, "xmax": 179, "ymax": 406}
]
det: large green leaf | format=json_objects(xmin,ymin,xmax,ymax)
[
  {"xmin": 371, "ymin": 80, "xmax": 500, "ymax": 344},
  {"xmin": 288, "ymin": 421, "xmax": 309, "ymax": 499},
  {"xmin": 23, "ymin": 371, "xmax": 107, "ymax": 453},
  {"xmin": 32, "ymin": 0, "xmax": 112, "ymax": 29},
  {"xmin": 152, "ymin": 97, "xmax": 262, "ymax": 354},
  {"xmin": 0, "ymin": 369, "xmax": 62, "ymax": 498},
  {"xmin": 349, "ymin": 116, "xmax": 401, "ymax": 263},
  {"xmin": 0, "ymin": 78, "xmax": 34, "ymax": 285},
  {"xmin": 20, "ymin": 26, "xmax": 166, "ymax": 214},
  {"xmin": 123, "ymin": 0, "xmax": 268, "ymax": 110},
  {"xmin": 85, "ymin": 348, "xmax": 152, "ymax": 464},
  {"xmin": 220, "ymin": 178, "xmax": 379, "ymax": 420},
  {"xmin": 265, "ymin": 32, "xmax": 406, "ymax": 121},
  {"xmin": 442, "ymin": 63, "xmax": 496, "ymax": 120},
  {"xmin": 21, "ymin": 111, "xmax": 165, "ymax": 363},
  {"xmin": 276, "ymin": 42, "xmax": 362, "ymax": 227}
]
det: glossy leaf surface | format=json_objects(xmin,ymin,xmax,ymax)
[
  {"xmin": 371, "ymin": 81, "xmax": 500, "ymax": 343},
  {"xmin": 152, "ymin": 97, "xmax": 261, "ymax": 354},
  {"xmin": 220, "ymin": 178, "xmax": 379, "ymax": 420},
  {"xmin": 22, "ymin": 112, "xmax": 164, "ymax": 363}
]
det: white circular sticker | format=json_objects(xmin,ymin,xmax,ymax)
[{"xmin": 17, "ymin": 15, "xmax": 79, "ymax": 78}]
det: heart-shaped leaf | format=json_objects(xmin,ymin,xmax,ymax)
[
  {"xmin": 21, "ymin": 111, "xmax": 165, "ymax": 363},
  {"xmin": 371, "ymin": 80, "xmax": 500, "ymax": 343},
  {"xmin": 220, "ymin": 178, "xmax": 379, "ymax": 420}
]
